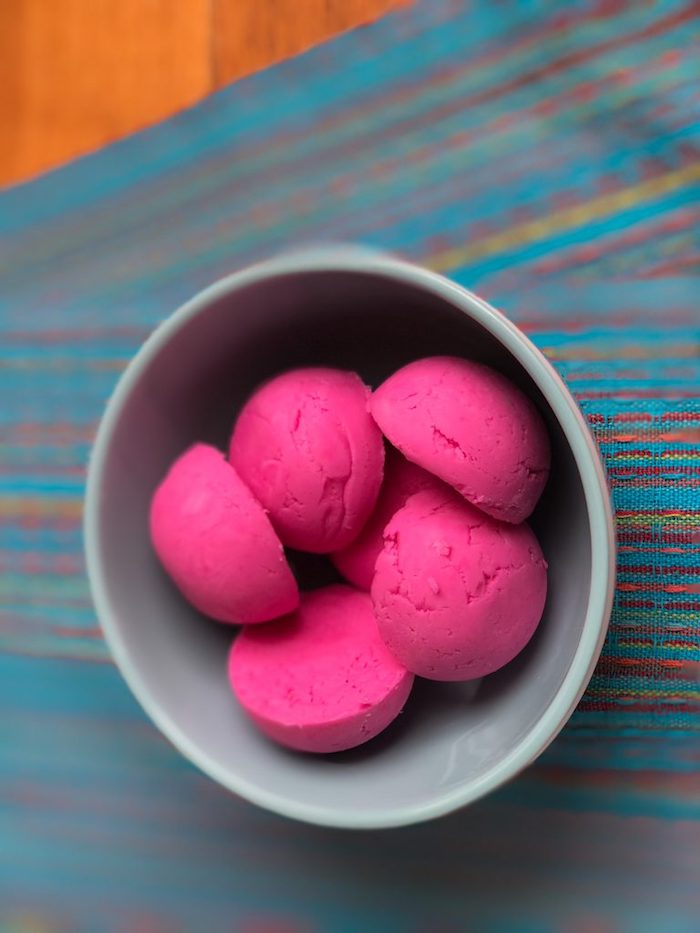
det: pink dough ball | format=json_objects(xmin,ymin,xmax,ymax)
[
  {"xmin": 369, "ymin": 356, "xmax": 550, "ymax": 523},
  {"xmin": 228, "ymin": 584, "xmax": 414, "ymax": 753},
  {"xmin": 150, "ymin": 444, "xmax": 299, "ymax": 624},
  {"xmin": 229, "ymin": 368, "xmax": 385, "ymax": 553},
  {"xmin": 371, "ymin": 487, "xmax": 548, "ymax": 681},
  {"xmin": 332, "ymin": 446, "xmax": 447, "ymax": 591}
]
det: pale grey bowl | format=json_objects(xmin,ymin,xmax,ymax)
[{"xmin": 85, "ymin": 246, "xmax": 615, "ymax": 829}]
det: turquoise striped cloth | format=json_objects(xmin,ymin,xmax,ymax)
[{"xmin": 1, "ymin": 1, "xmax": 699, "ymax": 929}]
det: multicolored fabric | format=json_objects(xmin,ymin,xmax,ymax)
[{"xmin": 1, "ymin": 1, "xmax": 699, "ymax": 929}]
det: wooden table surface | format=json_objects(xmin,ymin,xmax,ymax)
[{"xmin": 0, "ymin": 0, "xmax": 398, "ymax": 187}]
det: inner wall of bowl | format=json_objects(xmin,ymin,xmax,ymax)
[{"xmin": 97, "ymin": 270, "xmax": 591, "ymax": 817}]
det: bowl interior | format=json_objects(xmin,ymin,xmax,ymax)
[{"xmin": 92, "ymin": 268, "xmax": 593, "ymax": 825}]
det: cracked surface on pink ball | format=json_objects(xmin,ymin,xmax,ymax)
[
  {"xmin": 228, "ymin": 585, "xmax": 414, "ymax": 753},
  {"xmin": 150, "ymin": 444, "xmax": 299, "ymax": 624},
  {"xmin": 332, "ymin": 446, "xmax": 447, "ymax": 591},
  {"xmin": 230, "ymin": 368, "xmax": 385, "ymax": 552},
  {"xmin": 371, "ymin": 487, "xmax": 548, "ymax": 681},
  {"xmin": 369, "ymin": 356, "xmax": 550, "ymax": 523}
]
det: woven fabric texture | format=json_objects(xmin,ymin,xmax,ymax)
[{"xmin": 1, "ymin": 1, "xmax": 699, "ymax": 929}]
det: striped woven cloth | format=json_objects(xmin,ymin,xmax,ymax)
[{"xmin": 1, "ymin": 1, "xmax": 699, "ymax": 929}]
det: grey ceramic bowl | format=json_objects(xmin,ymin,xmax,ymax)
[{"xmin": 85, "ymin": 246, "xmax": 615, "ymax": 829}]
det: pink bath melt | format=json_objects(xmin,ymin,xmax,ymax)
[
  {"xmin": 369, "ymin": 356, "xmax": 550, "ymax": 523},
  {"xmin": 228, "ymin": 584, "xmax": 414, "ymax": 753},
  {"xmin": 332, "ymin": 446, "xmax": 446, "ymax": 591},
  {"xmin": 229, "ymin": 368, "xmax": 385, "ymax": 553},
  {"xmin": 371, "ymin": 487, "xmax": 547, "ymax": 681},
  {"xmin": 150, "ymin": 443, "xmax": 298, "ymax": 624}
]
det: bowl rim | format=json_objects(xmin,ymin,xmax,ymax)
[{"xmin": 85, "ymin": 245, "xmax": 616, "ymax": 829}]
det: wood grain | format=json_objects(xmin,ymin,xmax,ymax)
[
  {"xmin": 0, "ymin": 0, "xmax": 211, "ymax": 186},
  {"xmin": 0, "ymin": 0, "xmax": 399, "ymax": 187},
  {"xmin": 212, "ymin": 0, "xmax": 402, "ymax": 87}
]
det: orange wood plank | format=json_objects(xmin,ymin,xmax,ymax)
[
  {"xmin": 0, "ymin": 0, "xmax": 211, "ymax": 186},
  {"xmin": 0, "ymin": 0, "xmax": 401, "ymax": 187},
  {"xmin": 212, "ymin": 0, "xmax": 404, "ymax": 87}
]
